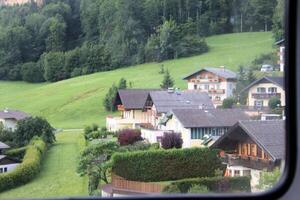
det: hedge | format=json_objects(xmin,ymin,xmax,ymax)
[
  {"xmin": 111, "ymin": 148, "xmax": 224, "ymax": 182},
  {"xmin": 0, "ymin": 138, "xmax": 47, "ymax": 192},
  {"xmin": 163, "ymin": 176, "xmax": 251, "ymax": 193}
]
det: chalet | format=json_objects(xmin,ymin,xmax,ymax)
[
  {"xmin": 0, "ymin": 109, "xmax": 29, "ymax": 131},
  {"xmin": 157, "ymin": 109, "xmax": 250, "ymax": 148},
  {"xmin": 242, "ymin": 76, "xmax": 285, "ymax": 109},
  {"xmin": 183, "ymin": 67, "xmax": 237, "ymax": 107},
  {"xmin": 146, "ymin": 89, "xmax": 214, "ymax": 127},
  {"xmin": 211, "ymin": 120, "xmax": 285, "ymax": 189},
  {"xmin": 0, "ymin": 142, "xmax": 20, "ymax": 173},
  {"xmin": 106, "ymin": 89, "xmax": 159, "ymax": 132}
]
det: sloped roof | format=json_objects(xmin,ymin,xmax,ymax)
[
  {"xmin": 149, "ymin": 91, "xmax": 214, "ymax": 114},
  {"xmin": 212, "ymin": 120, "xmax": 285, "ymax": 160},
  {"xmin": 241, "ymin": 76, "xmax": 284, "ymax": 93},
  {"xmin": 183, "ymin": 67, "xmax": 237, "ymax": 80},
  {"xmin": 172, "ymin": 109, "xmax": 250, "ymax": 128},
  {"xmin": 116, "ymin": 89, "xmax": 162, "ymax": 110},
  {"xmin": 0, "ymin": 141, "xmax": 10, "ymax": 149},
  {"xmin": 0, "ymin": 109, "xmax": 29, "ymax": 120}
]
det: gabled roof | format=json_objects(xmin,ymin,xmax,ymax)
[
  {"xmin": 0, "ymin": 155, "xmax": 20, "ymax": 165},
  {"xmin": 149, "ymin": 91, "xmax": 214, "ymax": 114},
  {"xmin": 171, "ymin": 109, "xmax": 250, "ymax": 128},
  {"xmin": 0, "ymin": 141, "xmax": 10, "ymax": 149},
  {"xmin": 183, "ymin": 67, "xmax": 237, "ymax": 80},
  {"xmin": 115, "ymin": 89, "xmax": 162, "ymax": 110},
  {"xmin": 241, "ymin": 76, "xmax": 284, "ymax": 93},
  {"xmin": 212, "ymin": 120, "xmax": 285, "ymax": 161},
  {"xmin": 0, "ymin": 109, "xmax": 29, "ymax": 120}
]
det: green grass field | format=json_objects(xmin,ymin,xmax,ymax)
[
  {"xmin": 0, "ymin": 32, "xmax": 274, "ymax": 128},
  {"xmin": 0, "ymin": 131, "xmax": 88, "ymax": 199}
]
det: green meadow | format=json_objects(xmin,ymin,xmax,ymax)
[
  {"xmin": 0, "ymin": 32, "xmax": 274, "ymax": 129},
  {"xmin": 0, "ymin": 131, "xmax": 88, "ymax": 199}
]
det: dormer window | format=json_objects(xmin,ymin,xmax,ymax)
[{"xmin": 257, "ymin": 87, "xmax": 266, "ymax": 93}]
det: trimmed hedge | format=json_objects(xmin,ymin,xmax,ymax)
[
  {"xmin": 163, "ymin": 176, "xmax": 251, "ymax": 193},
  {"xmin": 111, "ymin": 148, "xmax": 223, "ymax": 182},
  {"xmin": 0, "ymin": 138, "xmax": 47, "ymax": 192}
]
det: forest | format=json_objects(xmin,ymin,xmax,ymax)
[{"xmin": 0, "ymin": 0, "xmax": 284, "ymax": 83}]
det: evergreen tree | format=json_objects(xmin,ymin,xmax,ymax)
[{"xmin": 160, "ymin": 69, "xmax": 174, "ymax": 89}]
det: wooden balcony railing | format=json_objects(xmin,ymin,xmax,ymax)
[
  {"xmin": 112, "ymin": 173, "xmax": 164, "ymax": 194},
  {"xmin": 209, "ymin": 89, "xmax": 225, "ymax": 94},
  {"xmin": 221, "ymin": 154, "xmax": 277, "ymax": 171},
  {"xmin": 251, "ymin": 93, "xmax": 281, "ymax": 99}
]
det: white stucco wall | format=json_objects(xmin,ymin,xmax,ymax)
[
  {"xmin": 0, "ymin": 163, "xmax": 19, "ymax": 173},
  {"xmin": 248, "ymin": 83, "xmax": 285, "ymax": 107},
  {"xmin": 0, "ymin": 118, "xmax": 17, "ymax": 131}
]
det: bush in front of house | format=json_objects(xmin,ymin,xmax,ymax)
[
  {"xmin": 14, "ymin": 116, "xmax": 55, "ymax": 147},
  {"xmin": 188, "ymin": 185, "xmax": 209, "ymax": 193},
  {"xmin": 163, "ymin": 176, "xmax": 251, "ymax": 193},
  {"xmin": 117, "ymin": 129, "xmax": 143, "ymax": 146},
  {"xmin": 111, "ymin": 148, "xmax": 223, "ymax": 182},
  {"xmin": 161, "ymin": 132, "xmax": 183, "ymax": 149},
  {"xmin": 84, "ymin": 125, "xmax": 114, "ymax": 141},
  {"xmin": 0, "ymin": 137, "xmax": 47, "ymax": 192},
  {"xmin": 268, "ymin": 96, "xmax": 281, "ymax": 110},
  {"xmin": 222, "ymin": 97, "xmax": 237, "ymax": 109}
]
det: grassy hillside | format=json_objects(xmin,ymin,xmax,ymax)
[
  {"xmin": 0, "ymin": 32, "xmax": 274, "ymax": 128},
  {"xmin": 0, "ymin": 131, "xmax": 88, "ymax": 199}
]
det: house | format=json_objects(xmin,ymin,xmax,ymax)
[
  {"xmin": 183, "ymin": 67, "xmax": 237, "ymax": 106},
  {"xmin": 242, "ymin": 76, "xmax": 285, "ymax": 109},
  {"xmin": 0, "ymin": 109, "xmax": 29, "ymax": 131},
  {"xmin": 275, "ymin": 39, "xmax": 285, "ymax": 72},
  {"xmin": 0, "ymin": 142, "xmax": 20, "ymax": 173},
  {"xmin": 152, "ymin": 108, "xmax": 250, "ymax": 148},
  {"xmin": 106, "ymin": 89, "xmax": 160, "ymax": 132},
  {"xmin": 146, "ymin": 89, "xmax": 215, "ymax": 128},
  {"xmin": 211, "ymin": 120, "xmax": 285, "ymax": 189}
]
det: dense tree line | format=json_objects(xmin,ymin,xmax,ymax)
[{"xmin": 0, "ymin": 0, "xmax": 281, "ymax": 83}]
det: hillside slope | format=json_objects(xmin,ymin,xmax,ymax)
[{"xmin": 0, "ymin": 32, "xmax": 274, "ymax": 128}]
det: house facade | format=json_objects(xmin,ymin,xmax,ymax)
[
  {"xmin": 106, "ymin": 89, "xmax": 157, "ymax": 132},
  {"xmin": 211, "ymin": 120, "xmax": 285, "ymax": 189},
  {"xmin": 183, "ymin": 67, "xmax": 237, "ymax": 106},
  {"xmin": 156, "ymin": 109, "xmax": 250, "ymax": 148},
  {"xmin": 0, "ymin": 142, "xmax": 20, "ymax": 173},
  {"xmin": 0, "ymin": 109, "xmax": 29, "ymax": 131},
  {"xmin": 275, "ymin": 39, "xmax": 285, "ymax": 72},
  {"xmin": 242, "ymin": 76, "xmax": 285, "ymax": 109}
]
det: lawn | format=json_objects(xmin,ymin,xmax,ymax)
[
  {"xmin": 0, "ymin": 131, "xmax": 88, "ymax": 199},
  {"xmin": 0, "ymin": 32, "xmax": 274, "ymax": 128}
]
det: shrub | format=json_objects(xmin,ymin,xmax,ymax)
[
  {"xmin": 188, "ymin": 185, "xmax": 209, "ymax": 193},
  {"xmin": 268, "ymin": 96, "xmax": 281, "ymax": 109},
  {"xmin": 222, "ymin": 97, "xmax": 237, "ymax": 109},
  {"xmin": 118, "ymin": 140, "xmax": 151, "ymax": 152},
  {"xmin": 111, "ymin": 148, "xmax": 223, "ymax": 182},
  {"xmin": 15, "ymin": 117, "xmax": 55, "ymax": 147},
  {"xmin": 163, "ymin": 176, "xmax": 251, "ymax": 193},
  {"xmin": 117, "ymin": 129, "xmax": 143, "ymax": 146},
  {"xmin": 0, "ymin": 138, "xmax": 47, "ymax": 192},
  {"xmin": 161, "ymin": 132, "xmax": 183, "ymax": 149}
]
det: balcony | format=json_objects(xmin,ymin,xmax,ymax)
[
  {"xmin": 197, "ymin": 78, "xmax": 220, "ymax": 83},
  {"xmin": 209, "ymin": 89, "xmax": 225, "ymax": 94},
  {"xmin": 251, "ymin": 93, "xmax": 281, "ymax": 99},
  {"xmin": 221, "ymin": 154, "xmax": 277, "ymax": 171},
  {"xmin": 106, "ymin": 116, "xmax": 149, "ymax": 132}
]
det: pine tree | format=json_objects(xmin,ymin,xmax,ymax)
[{"xmin": 160, "ymin": 69, "xmax": 174, "ymax": 89}]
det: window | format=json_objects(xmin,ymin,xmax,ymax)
[
  {"xmin": 204, "ymin": 84, "xmax": 209, "ymax": 90},
  {"xmin": 0, "ymin": 168, "xmax": 2, "ymax": 173},
  {"xmin": 254, "ymin": 100, "xmax": 264, "ymax": 108},
  {"xmin": 234, "ymin": 170, "xmax": 240, "ymax": 177},
  {"xmin": 257, "ymin": 87, "xmax": 266, "ymax": 93},
  {"xmin": 191, "ymin": 128, "xmax": 204, "ymax": 139},
  {"xmin": 194, "ymin": 84, "xmax": 197, "ymax": 90},
  {"xmin": 268, "ymin": 87, "xmax": 277, "ymax": 93},
  {"xmin": 4, "ymin": 168, "xmax": 7, "ymax": 173},
  {"xmin": 243, "ymin": 170, "xmax": 251, "ymax": 177}
]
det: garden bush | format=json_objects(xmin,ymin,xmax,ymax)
[
  {"xmin": 0, "ymin": 138, "xmax": 47, "ymax": 192},
  {"xmin": 161, "ymin": 132, "xmax": 183, "ymax": 149},
  {"xmin": 111, "ymin": 148, "xmax": 223, "ymax": 182},
  {"xmin": 163, "ymin": 176, "xmax": 251, "ymax": 193},
  {"xmin": 117, "ymin": 129, "xmax": 143, "ymax": 146}
]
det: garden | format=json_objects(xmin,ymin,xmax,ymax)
[{"xmin": 78, "ymin": 126, "xmax": 251, "ymax": 196}]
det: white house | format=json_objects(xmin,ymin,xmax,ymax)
[
  {"xmin": 0, "ymin": 109, "xmax": 30, "ymax": 131},
  {"xmin": 0, "ymin": 141, "xmax": 20, "ymax": 173},
  {"xmin": 155, "ymin": 108, "xmax": 250, "ymax": 148},
  {"xmin": 183, "ymin": 67, "xmax": 237, "ymax": 107}
]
